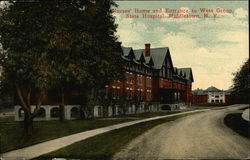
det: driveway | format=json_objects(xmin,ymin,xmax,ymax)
[{"xmin": 114, "ymin": 105, "xmax": 250, "ymax": 159}]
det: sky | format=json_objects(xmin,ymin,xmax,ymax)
[{"xmin": 112, "ymin": 0, "xmax": 249, "ymax": 90}]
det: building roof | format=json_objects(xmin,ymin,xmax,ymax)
[
  {"xmin": 121, "ymin": 44, "xmax": 193, "ymax": 81},
  {"xmin": 192, "ymin": 89, "xmax": 206, "ymax": 95},
  {"xmin": 173, "ymin": 67, "xmax": 193, "ymax": 81},
  {"xmin": 121, "ymin": 47, "xmax": 132, "ymax": 57},
  {"xmin": 133, "ymin": 47, "xmax": 169, "ymax": 69},
  {"xmin": 205, "ymin": 86, "xmax": 221, "ymax": 92},
  {"xmin": 133, "ymin": 50, "xmax": 143, "ymax": 61}
]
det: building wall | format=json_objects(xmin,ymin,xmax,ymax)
[
  {"xmin": 192, "ymin": 95, "xmax": 208, "ymax": 104},
  {"xmin": 208, "ymin": 91, "xmax": 225, "ymax": 103},
  {"xmin": 109, "ymin": 70, "xmax": 191, "ymax": 104}
]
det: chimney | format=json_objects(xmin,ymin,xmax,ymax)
[{"xmin": 145, "ymin": 43, "xmax": 151, "ymax": 57}]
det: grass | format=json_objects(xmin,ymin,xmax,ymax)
[
  {"xmin": 0, "ymin": 111, "xmax": 186, "ymax": 153},
  {"xmin": 36, "ymin": 113, "xmax": 197, "ymax": 160},
  {"xmin": 0, "ymin": 118, "xmax": 134, "ymax": 153},
  {"xmin": 224, "ymin": 113, "xmax": 250, "ymax": 139}
]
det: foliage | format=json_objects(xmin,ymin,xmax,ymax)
[
  {"xmin": 0, "ymin": 0, "xmax": 125, "ymax": 135},
  {"xmin": 0, "ymin": 2, "xmax": 59, "ymax": 137},
  {"xmin": 232, "ymin": 59, "xmax": 249, "ymax": 94}
]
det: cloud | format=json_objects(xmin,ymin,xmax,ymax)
[
  {"xmin": 159, "ymin": 29, "xmax": 248, "ymax": 90},
  {"xmin": 113, "ymin": 2, "xmax": 248, "ymax": 90},
  {"xmin": 118, "ymin": 29, "xmax": 143, "ymax": 47}
]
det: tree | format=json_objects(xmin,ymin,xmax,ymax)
[
  {"xmin": 232, "ymin": 59, "xmax": 249, "ymax": 103},
  {"xmin": 0, "ymin": 2, "xmax": 61, "ymax": 137},
  {"xmin": 0, "ymin": 0, "xmax": 125, "ymax": 136},
  {"xmin": 48, "ymin": 0, "xmax": 125, "ymax": 119}
]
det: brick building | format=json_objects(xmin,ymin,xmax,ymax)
[
  {"xmin": 108, "ymin": 44, "xmax": 194, "ymax": 105},
  {"xmin": 14, "ymin": 43, "xmax": 194, "ymax": 121}
]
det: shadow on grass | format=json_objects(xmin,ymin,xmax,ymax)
[
  {"xmin": 238, "ymin": 106, "xmax": 250, "ymax": 110},
  {"xmin": 224, "ymin": 113, "xmax": 250, "ymax": 139}
]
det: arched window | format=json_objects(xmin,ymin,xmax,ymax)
[
  {"xmin": 50, "ymin": 107, "xmax": 60, "ymax": 117},
  {"xmin": 37, "ymin": 108, "xmax": 46, "ymax": 117},
  {"xmin": 161, "ymin": 105, "xmax": 171, "ymax": 110},
  {"xmin": 71, "ymin": 107, "xmax": 79, "ymax": 118},
  {"xmin": 18, "ymin": 108, "xmax": 25, "ymax": 118}
]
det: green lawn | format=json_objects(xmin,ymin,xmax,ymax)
[
  {"xmin": 36, "ymin": 113, "xmax": 197, "ymax": 160},
  {"xmin": 0, "ymin": 118, "xmax": 134, "ymax": 153},
  {"xmin": 0, "ymin": 111, "xmax": 183, "ymax": 153}
]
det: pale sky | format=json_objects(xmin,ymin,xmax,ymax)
[{"xmin": 113, "ymin": 1, "xmax": 249, "ymax": 90}]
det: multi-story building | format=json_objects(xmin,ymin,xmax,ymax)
[
  {"xmin": 14, "ymin": 43, "xmax": 194, "ymax": 121},
  {"xmin": 108, "ymin": 44, "xmax": 194, "ymax": 106}
]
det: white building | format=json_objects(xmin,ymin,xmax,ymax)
[{"xmin": 206, "ymin": 86, "xmax": 225, "ymax": 103}]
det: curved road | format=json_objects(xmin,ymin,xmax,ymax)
[{"xmin": 114, "ymin": 105, "xmax": 250, "ymax": 159}]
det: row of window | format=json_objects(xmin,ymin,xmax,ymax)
[
  {"xmin": 18, "ymin": 107, "xmax": 79, "ymax": 118},
  {"xmin": 111, "ymin": 86, "xmax": 152, "ymax": 100},
  {"xmin": 211, "ymin": 95, "xmax": 224, "ymax": 97},
  {"xmin": 126, "ymin": 73, "xmax": 151, "ymax": 87},
  {"xmin": 125, "ymin": 62, "xmax": 153, "ymax": 76},
  {"xmin": 211, "ymin": 100, "xmax": 224, "ymax": 103}
]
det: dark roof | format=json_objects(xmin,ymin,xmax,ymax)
[
  {"xmin": 121, "ymin": 47, "xmax": 132, "ymax": 57},
  {"xmin": 205, "ymin": 86, "xmax": 221, "ymax": 92},
  {"xmin": 174, "ymin": 67, "xmax": 193, "ymax": 81},
  {"xmin": 133, "ymin": 47, "xmax": 169, "ymax": 69},
  {"xmin": 133, "ymin": 50, "xmax": 143, "ymax": 61},
  {"xmin": 180, "ymin": 68, "xmax": 193, "ymax": 81},
  {"xmin": 192, "ymin": 89, "xmax": 206, "ymax": 95},
  {"xmin": 121, "ymin": 44, "xmax": 193, "ymax": 81}
]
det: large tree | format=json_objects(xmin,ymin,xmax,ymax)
[
  {"xmin": 0, "ymin": 2, "xmax": 59, "ymax": 137},
  {"xmin": 0, "ymin": 0, "xmax": 124, "ymax": 136}
]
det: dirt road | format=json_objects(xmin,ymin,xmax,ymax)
[{"xmin": 114, "ymin": 105, "xmax": 250, "ymax": 159}]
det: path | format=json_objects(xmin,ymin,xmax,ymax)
[
  {"xmin": 114, "ymin": 104, "xmax": 250, "ymax": 159},
  {"xmin": 1, "ymin": 108, "xmax": 210, "ymax": 160}
]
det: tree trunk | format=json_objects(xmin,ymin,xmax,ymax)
[
  {"xmin": 60, "ymin": 89, "xmax": 65, "ymax": 121},
  {"xmin": 23, "ymin": 113, "xmax": 33, "ymax": 139}
]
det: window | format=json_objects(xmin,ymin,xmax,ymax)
[
  {"xmin": 146, "ymin": 90, "xmax": 151, "ymax": 101},
  {"xmin": 215, "ymin": 96, "xmax": 219, "ymax": 98},
  {"xmin": 116, "ymin": 87, "xmax": 120, "ymax": 99},
  {"xmin": 112, "ymin": 86, "xmax": 116, "ymax": 99},
  {"xmin": 146, "ymin": 77, "xmax": 151, "ymax": 87},
  {"xmin": 98, "ymin": 107, "xmax": 102, "ymax": 117},
  {"xmin": 137, "ymin": 89, "xmax": 143, "ymax": 100},
  {"xmin": 51, "ymin": 108, "xmax": 60, "ymax": 118},
  {"xmin": 160, "ymin": 79, "xmax": 164, "ymax": 88},
  {"xmin": 105, "ymin": 85, "xmax": 109, "ymax": 98},
  {"xmin": 37, "ymin": 108, "xmax": 45, "ymax": 117},
  {"xmin": 137, "ymin": 75, "xmax": 142, "ymax": 86},
  {"xmin": 71, "ymin": 107, "xmax": 79, "ymax": 118},
  {"xmin": 126, "ymin": 88, "xmax": 133, "ymax": 99}
]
